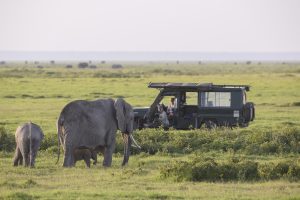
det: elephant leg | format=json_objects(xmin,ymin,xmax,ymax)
[
  {"xmin": 84, "ymin": 157, "xmax": 91, "ymax": 168},
  {"xmin": 62, "ymin": 132, "xmax": 76, "ymax": 167},
  {"xmin": 82, "ymin": 150, "xmax": 91, "ymax": 168},
  {"xmin": 103, "ymin": 143, "xmax": 115, "ymax": 167},
  {"xmin": 24, "ymin": 153, "xmax": 30, "ymax": 167},
  {"xmin": 29, "ymin": 141, "xmax": 40, "ymax": 167},
  {"xmin": 19, "ymin": 156, "xmax": 23, "ymax": 165},
  {"xmin": 13, "ymin": 146, "xmax": 21, "ymax": 166},
  {"xmin": 18, "ymin": 142, "xmax": 29, "ymax": 167},
  {"xmin": 20, "ymin": 146, "xmax": 29, "ymax": 167},
  {"xmin": 91, "ymin": 150, "xmax": 97, "ymax": 165},
  {"xmin": 63, "ymin": 144, "xmax": 75, "ymax": 167}
]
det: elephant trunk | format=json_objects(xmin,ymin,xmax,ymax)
[{"xmin": 121, "ymin": 133, "xmax": 131, "ymax": 166}]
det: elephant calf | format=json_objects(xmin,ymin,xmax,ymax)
[
  {"xmin": 13, "ymin": 122, "xmax": 44, "ymax": 167},
  {"xmin": 74, "ymin": 146, "xmax": 104, "ymax": 168}
]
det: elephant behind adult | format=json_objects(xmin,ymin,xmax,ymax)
[
  {"xmin": 74, "ymin": 146, "xmax": 104, "ymax": 167},
  {"xmin": 13, "ymin": 122, "xmax": 44, "ymax": 167},
  {"xmin": 74, "ymin": 148, "xmax": 96, "ymax": 168},
  {"xmin": 57, "ymin": 98, "xmax": 138, "ymax": 167}
]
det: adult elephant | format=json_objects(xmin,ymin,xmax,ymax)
[{"xmin": 56, "ymin": 98, "xmax": 140, "ymax": 167}]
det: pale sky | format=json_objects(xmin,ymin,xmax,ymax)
[{"xmin": 0, "ymin": 0, "xmax": 299, "ymax": 52}]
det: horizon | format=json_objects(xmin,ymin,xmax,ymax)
[{"xmin": 1, "ymin": 51, "xmax": 300, "ymax": 62}]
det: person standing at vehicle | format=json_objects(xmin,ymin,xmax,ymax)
[{"xmin": 167, "ymin": 97, "xmax": 177, "ymax": 116}]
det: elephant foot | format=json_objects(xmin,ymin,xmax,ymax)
[
  {"xmin": 102, "ymin": 163, "xmax": 111, "ymax": 168},
  {"xmin": 62, "ymin": 163, "xmax": 74, "ymax": 168}
]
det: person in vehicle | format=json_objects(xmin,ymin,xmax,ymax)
[{"xmin": 167, "ymin": 97, "xmax": 177, "ymax": 116}]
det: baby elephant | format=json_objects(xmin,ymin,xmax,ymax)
[
  {"xmin": 13, "ymin": 122, "xmax": 44, "ymax": 167},
  {"xmin": 74, "ymin": 146, "xmax": 104, "ymax": 168},
  {"xmin": 74, "ymin": 148, "xmax": 97, "ymax": 168}
]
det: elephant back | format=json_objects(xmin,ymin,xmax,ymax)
[{"xmin": 15, "ymin": 122, "xmax": 44, "ymax": 141}]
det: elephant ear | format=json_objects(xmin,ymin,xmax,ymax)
[{"xmin": 114, "ymin": 98, "xmax": 126, "ymax": 133}]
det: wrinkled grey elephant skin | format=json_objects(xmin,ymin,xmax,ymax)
[
  {"xmin": 57, "ymin": 98, "xmax": 135, "ymax": 167},
  {"xmin": 13, "ymin": 122, "xmax": 44, "ymax": 167}
]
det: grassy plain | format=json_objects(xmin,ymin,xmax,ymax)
[{"xmin": 0, "ymin": 62, "xmax": 300, "ymax": 199}]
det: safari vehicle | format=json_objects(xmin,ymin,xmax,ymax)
[{"xmin": 133, "ymin": 82, "xmax": 255, "ymax": 129}]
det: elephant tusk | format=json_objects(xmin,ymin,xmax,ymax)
[{"xmin": 130, "ymin": 134, "xmax": 141, "ymax": 149}]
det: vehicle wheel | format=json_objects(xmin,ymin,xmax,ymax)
[{"xmin": 203, "ymin": 120, "xmax": 217, "ymax": 129}]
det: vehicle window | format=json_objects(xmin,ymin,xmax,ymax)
[
  {"xmin": 160, "ymin": 96, "xmax": 177, "ymax": 109},
  {"xmin": 186, "ymin": 92, "xmax": 198, "ymax": 105},
  {"xmin": 200, "ymin": 92, "xmax": 231, "ymax": 107}
]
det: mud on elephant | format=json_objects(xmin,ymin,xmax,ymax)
[{"xmin": 57, "ymin": 98, "xmax": 140, "ymax": 167}]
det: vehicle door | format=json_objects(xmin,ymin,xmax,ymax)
[
  {"xmin": 175, "ymin": 91, "xmax": 199, "ymax": 129},
  {"xmin": 198, "ymin": 91, "xmax": 235, "ymax": 126}
]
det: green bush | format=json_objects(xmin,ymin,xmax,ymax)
[
  {"xmin": 160, "ymin": 160, "xmax": 191, "ymax": 181},
  {"xmin": 132, "ymin": 126, "xmax": 300, "ymax": 156},
  {"xmin": 44, "ymin": 146, "xmax": 59, "ymax": 155},
  {"xmin": 0, "ymin": 127, "xmax": 15, "ymax": 152},
  {"xmin": 218, "ymin": 162, "xmax": 238, "ymax": 181},
  {"xmin": 40, "ymin": 134, "xmax": 57, "ymax": 150},
  {"xmin": 190, "ymin": 157, "xmax": 219, "ymax": 181},
  {"xmin": 288, "ymin": 163, "xmax": 300, "ymax": 180},
  {"xmin": 259, "ymin": 162, "xmax": 277, "ymax": 180},
  {"xmin": 237, "ymin": 160, "xmax": 259, "ymax": 181},
  {"xmin": 1, "ymin": 124, "xmax": 300, "ymax": 157},
  {"xmin": 160, "ymin": 156, "xmax": 300, "ymax": 182}
]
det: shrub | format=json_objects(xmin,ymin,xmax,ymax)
[
  {"xmin": 190, "ymin": 157, "xmax": 219, "ymax": 181},
  {"xmin": 218, "ymin": 162, "xmax": 238, "ymax": 181},
  {"xmin": 160, "ymin": 156, "xmax": 300, "ymax": 182},
  {"xmin": 288, "ymin": 163, "xmax": 300, "ymax": 180},
  {"xmin": 237, "ymin": 160, "xmax": 259, "ymax": 181},
  {"xmin": 40, "ymin": 134, "xmax": 57, "ymax": 150},
  {"xmin": 112, "ymin": 64, "xmax": 123, "ymax": 69},
  {"xmin": 130, "ymin": 126, "xmax": 300, "ymax": 156},
  {"xmin": 160, "ymin": 160, "xmax": 191, "ymax": 181},
  {"xmin": 259, "ymin": 162, "xmax": 277, "ymax": 180},
  {"xmin": 45, "ymin": 146, "xmax": 59, "ymax": 155},
  {"xmin": 78, "ymin": 62, "xmax": 88, "ymax": 68},
  {"xmin": 0, "ymin": 127, "xmax": 15, "ymax": 152},
  {"xmin": 274, "ymin": 161, "xmax": 291, "ymax": 176},
  {"xmin": 292, "ymin": 102, "xmax": 300, "ymax": 106},
  {"xmin": 5, "ymin": 192, "xmax": 34, "ymax": 200}
]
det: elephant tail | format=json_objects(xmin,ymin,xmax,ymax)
[
  {"xmin": 56, "ymin": 116, "xmax": 63, "ymax": 165},
  {"xmin": 29, "ymin": 121, "xmax": 32, "ymax": 167}
]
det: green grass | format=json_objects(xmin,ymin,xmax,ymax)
[
  {"xmin": 0, "ymin": 63, "xmax": 300, "ymax": 199},
  {"xmin": 1, "ymin": 152, "xmax": 300, "ymax": 200}
]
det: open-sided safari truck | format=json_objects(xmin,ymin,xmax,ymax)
[{"xmin": 133, "ymin": 82, "xmax": 255, "ymax": 129}]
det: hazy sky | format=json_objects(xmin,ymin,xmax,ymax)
[{"xmin": 0, "ymin": 0, "xmax": 299, "ymax": 52}]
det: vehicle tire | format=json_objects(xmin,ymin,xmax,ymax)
[{"xmin": 243, "ymin": 102, "xmax": 255, "ymax": 122}]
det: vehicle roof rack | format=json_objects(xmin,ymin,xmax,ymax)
[
  {"xmin": 148, "ymin": 82, "xmax": 250, "ymax": 91},
  {"xmin": 213, "ymin": 84, "xmax": 250, "ymax": 91}
]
